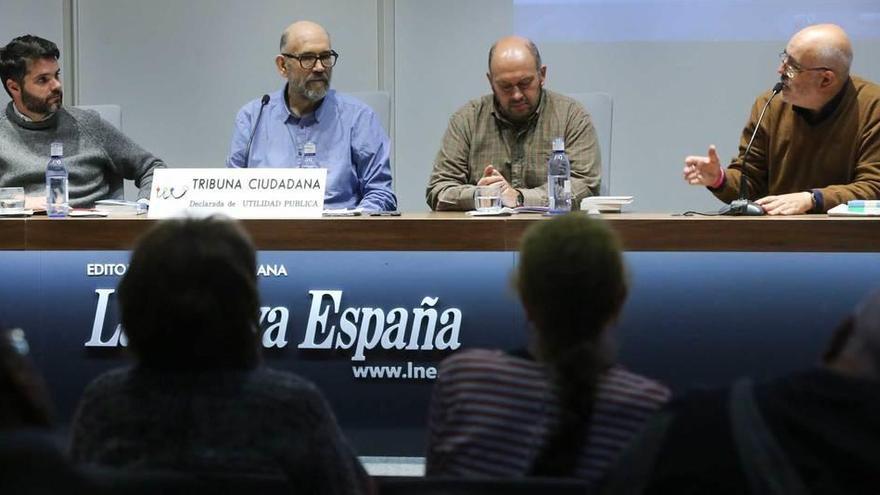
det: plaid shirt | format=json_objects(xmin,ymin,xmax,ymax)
[{"xmin": 426, "ymin": 89, "xmax": 601, "ymax": 210}]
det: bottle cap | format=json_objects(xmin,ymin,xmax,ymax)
[
  {"xmin": 50, "ymin": 142, "xmax": 63, "ymax": 157},
  {"xmin": 303, "ymin": 142, "xmax": 317, "ymax": 155},
  {"xmin": 552, "ymin": 137, "xmax": 565, "ymax": 152}
]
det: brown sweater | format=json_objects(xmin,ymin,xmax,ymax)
[{"xmin": 712, "ymin": 76, "xmax": 880, "ymax": 211}]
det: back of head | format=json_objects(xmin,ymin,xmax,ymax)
[
  {"xmin": 517, "ymin": 214, "xmax": 627, "ymax": 352},
  {"xmin": 516, "ymin": 214, "xmax": 627, "ymax": 476},
  {"xmin": 0, "ymin": 328, "xmax": 54, "ymax": 430},
  {"xmin": 0, "ymin": 35, "xmax": 59, "ymax": 97},
  {"xmin": 117, "ymin": 217, "xmax": 261, "ymax": 371}
]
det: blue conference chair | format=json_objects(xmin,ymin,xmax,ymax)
[
  {"xmin": 74, "ymin": 104, "xmax": 137, "ymax": 201},
  {"xmin": 569, "ymin": 93, "xmax": 613, "ymax": 196},
  {"xmin": 349, "ymin": 91, "xmax": 391, "ymax": 133}
]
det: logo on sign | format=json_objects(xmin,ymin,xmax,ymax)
[
  {"xmin": 85, "ymin": 289, "xmax": 463, "ymax": 363},
  {"xmin": 154, "ymin": 185, "xmax": 189, "ymax": 199}
]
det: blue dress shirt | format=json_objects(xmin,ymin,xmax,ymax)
[{"xmin": 226, "ymin": 87, "xmax": 397, "ymax": 211}]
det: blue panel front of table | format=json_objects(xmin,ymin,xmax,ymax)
[{"xmin": 1, "ymin": 250, "xmax": 878, "ymax": 455}]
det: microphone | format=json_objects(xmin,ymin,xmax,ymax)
[
  {"xmin": 722, "ymin": 82, "xmax": 784, "ymax": 216},
  {"xmin": 243, "ymin": 94, "xmax": 270, "ymax": 167}
]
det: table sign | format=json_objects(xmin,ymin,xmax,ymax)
[{"xmin": 148, "ymin": 168, "xmax": 327, "ymax": 219}]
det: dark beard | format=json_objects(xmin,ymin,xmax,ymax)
[{"xmin": 21, "ymin": 87, "xmax": 62, "ymax": 116}]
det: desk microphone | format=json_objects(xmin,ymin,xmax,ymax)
[
  {"xmin": 243, "ymin": 94, "xmax": 270, "ymax": 167},
  {"xmin": 722, "ymin": 82, "xmax": 784, "ymax": 216}
]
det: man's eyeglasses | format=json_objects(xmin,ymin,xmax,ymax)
[
  {"xmin": 778, "ymin": 51, "xmax": 832, "ymax": 79},
  {"xmin": 281, "ymin": 50, "xmax": 339, "ymax": 69}
]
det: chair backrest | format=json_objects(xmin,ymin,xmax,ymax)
[
  {"xmin": 376, "ymin": 475, "xmax": 594, "ymax": 495},
  {"xmin": 74, "ymin": 104, "xmax": 138, "ymax": 200},
  {"xmin": 84, "ymin": 467, "xmax": 292, "ymax": 495},
  {"xmin": 568, "ymin": 93, "xmax": 613, "ymax": 196},
  {"xmin": 348, "ymin": 91, "xmax": 391, "ymax": 132},
  {"xmin": 75, "ymin": 104, "xmax": 122, "ymax": 131},
  {"xmin": 0, "ymin": 431, "xmax": 93, "ymax": 495}
]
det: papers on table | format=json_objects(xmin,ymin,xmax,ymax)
[
  {"xmin": 466, "ymin": 198, "xmax": 636, "ymax": 216},
  {"xmin": 513, "ymin": 206, "xmax": 549, "ymax": 214},
  {"xmin": 95, "ymin": 199, "xmax": 149, "ymax": 216},
  {"xmin": 580, "ymin": 196, "xmax": 634, "ymax": 213},
  {"xmin": 95, "ymin": 199, "xmax": 140, "ymax": 207},
  {"xmin": 0, "ymin": 208, "xmax": 109, "ymax": 217},
  {"xmin": 69, "ymin": 209, "xmax": 110, "ymax": 217},
  {"xmin": 828, "ymin": 203, "xmax": 880, "ymax": 217},
  {"xmin": 322, "ymin": 208, "xmax": 363, "ymax": 217},
  {"xmin": 0, "ymin": 209, "xmax": 34, "ymax": 217},
  {"xmin": 466, "ymin": 207, "xmax": 514, "ymax": 216}
]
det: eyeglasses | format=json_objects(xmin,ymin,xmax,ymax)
[
  {"xmin": 281, "ymin": 50, "xmax": 339, "ymax": 69},
  {"xmin": 778, "ymin": 51, "xmax": 832, "ymax": 79}
]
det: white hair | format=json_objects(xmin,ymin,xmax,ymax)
[{"xmin": 815, "ymin": 43, "xmax": 853, "ymax": 75}]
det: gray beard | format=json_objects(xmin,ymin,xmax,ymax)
[{"xmin": 303, "ymin": 84, "xmax": 328, "ymax": 102}]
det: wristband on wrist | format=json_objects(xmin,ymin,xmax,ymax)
[
  {"xmin": 810, "ymin": 189, "xmax": 824, "ymax": 213},
  {"xmin": 709, "ymin": 168, "xmax": 726, "ymax": 190}
]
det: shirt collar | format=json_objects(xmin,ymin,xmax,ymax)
[
  {"xmin": 491, "ymin": 88, "xmax": 545, "ymax": 130},
  {"xmin": 5, "ymin": 101, "xmax": 58, "ymax": 130},
  {"xmin": 277, "ymin": 83, "xmax": 334, "ymax": 124},
  {"xmin": 793, "ymin": 77, "xmax": 850, "ymax": 125},
  {"xmin": 11, "ymin": 101, "xmax": 56, "ymax": 123}
]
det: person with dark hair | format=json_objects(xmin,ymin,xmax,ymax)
[
  {"xmin": 69, "ymin": 217, "xmax": 371, "ymax": 494},
  {"xmin": 0, "ymin": 34, "xmax": 164, "ymax": 207},
  {"xmin": 604, "ymin": 289, "xmax": 880, "ymax": 494},
  {"xmin": 425, "ymin": 214, "xmax": 670, "ymax": 485},
  {"xmin": 426, "ymin": 35, "xmax": 601, "ymax": 210},
  {"xmin": 0, "ymin": 327, "xmax": 92, "ymax": 495},
  {"xmin": 0, "ymin": 327, "xmax": 53, "ymax": 430}
]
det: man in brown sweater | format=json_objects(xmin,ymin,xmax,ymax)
[{"xmin": 683, "ymin": 24, "xmax": 880, "ymax": 215}]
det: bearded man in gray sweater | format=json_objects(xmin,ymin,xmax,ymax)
[{"xmin": 0, "ymin": 35, "xmax": 164, "ymax": 207}]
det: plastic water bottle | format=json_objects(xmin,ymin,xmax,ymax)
[
  {"xmin": 46, "ymin": 142, "xmax": 68, "ymax": 217},
  {"xmin": 301, "ymin": 142, "xmax": 318, "ymax": 168},
  {"xmin": 547, "ymin": 137, "xmax": 571, "ymax": 213}
]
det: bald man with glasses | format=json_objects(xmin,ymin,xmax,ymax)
[
  {"xmin": 683, "ymin": 24, "xmax": 880, "ymax": 215},
  {"xmin": 226, "ymin": 20, "xmax": 397, "ymax": 212}
]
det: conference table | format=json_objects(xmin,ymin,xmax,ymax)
[
  {"xmin": 2, "ymin": 212, "xmax": 879, "ymax": 250},
  {"xmin": 1, "ymin": 212, "xmax": 879, "ymax": 456}
]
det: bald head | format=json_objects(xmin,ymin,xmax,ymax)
[
  {"xmin": 788, "ymin": 24, "xmax": 853, "ymax": 76},
  {"xmin": 488, "ymin": 36, "xmax": 541, "ymax": 74},
  {"xmin": 279, "ymin": 21, "xmax": 331, "ymax": 53},
  {"xmin": 276, "ymin": 20, "xmax": 334, "ymax": 113},
  {"xmin": 485, "ymin": 36, "xmax": 547, "ymax": 124}
]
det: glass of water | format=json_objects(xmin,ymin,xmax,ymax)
[
  {"xmin": 0, "ymin": 187, "xmax": 25, "ymax": 211},
  {"xmin": 474, "ymin": 184, "xmax": 502, "ymax": 212}
]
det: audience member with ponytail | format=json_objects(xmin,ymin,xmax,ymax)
[{"xmin": 424, "ymin": 213, "xmax": 670, "ymax": 485}]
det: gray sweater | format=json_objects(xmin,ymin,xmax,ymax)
[{"xmin": 0, "ymin": 102, "xmax": 164, "ymax": 206}]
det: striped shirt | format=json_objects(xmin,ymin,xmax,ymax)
[{"xmin": 425, "ymin": 349, "xmax": 670, "ymax": 483}]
